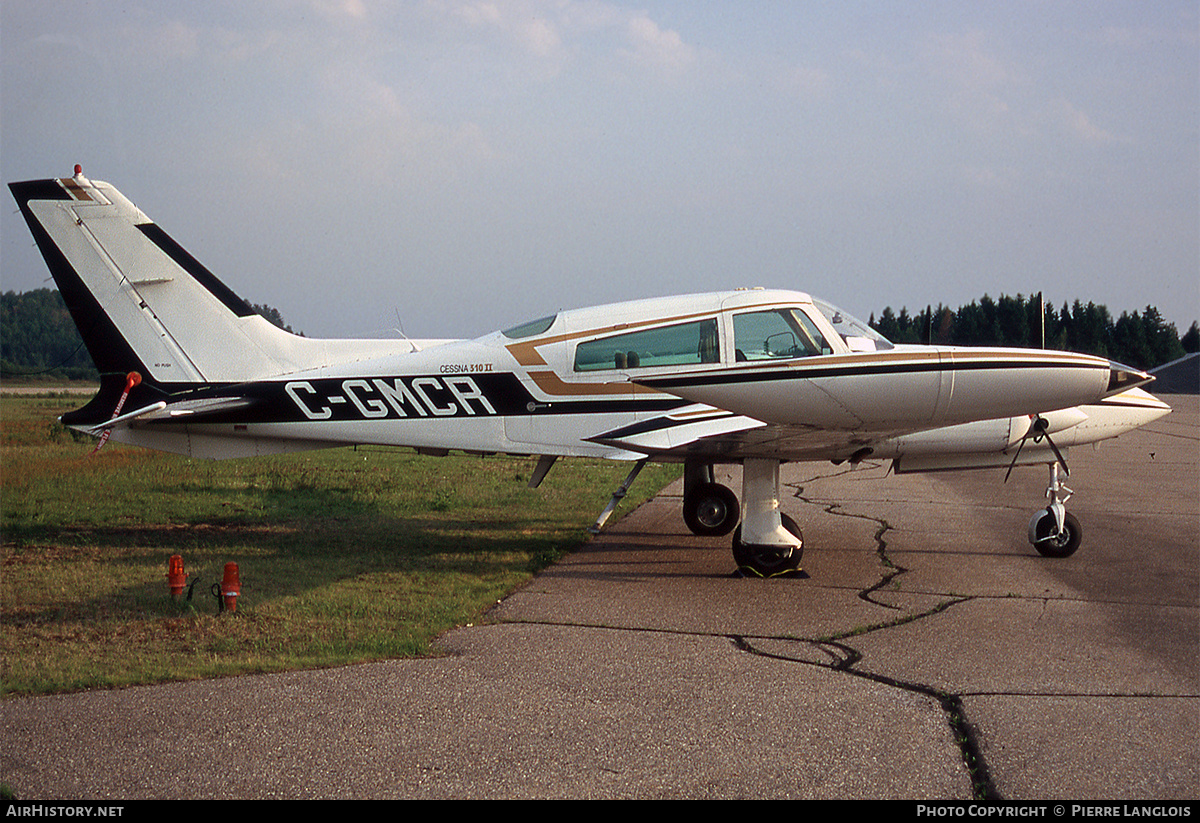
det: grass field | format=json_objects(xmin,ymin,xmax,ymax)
[{"xmin": 1, "ymin": 391, "xmax": 679, "ymax": 696}]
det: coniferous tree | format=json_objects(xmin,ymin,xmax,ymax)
[
  {"xmin": 868, "ymin": 292, "xmax": 1191, "ymax": 369},
  {"xmin": 1, "ymin": 289, "xmax": 97, "ymax": 379},
  {"xmin": 1182, "ymin": 322, "xmax": 1199, "ymax": 354},
  {"xmin": 2, "ymin": 289, "xmax": 299, "ymax": 379}
]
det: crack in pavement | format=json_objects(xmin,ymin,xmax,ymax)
[
  {"xmin": 786, "ymin": 473, "xmax": 905, "ymax": 610},
  {"xmin": 498, "ymin": 403, "xmax": 1195, "ymax": 798},
  {"xmin": 751, "ymin": 469, "xmax": 1002, "ymax": 800},
  {"xmin": 499, "ymin": 465, "xmax": 1000, "ymax": 798},
  {"xmin": 729, "ymin": 631, "xmax": 997, "ymax": 800},
  {"xmin": 502, "ymin": 608, "xmax": 995, "ymax": 798}
]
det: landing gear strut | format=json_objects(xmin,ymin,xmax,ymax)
[
  {"xmin": 682, "ymin": 459, "xmax": 802, "ymax": 577},
  {"xmin": 686, "ymin": 460, "xmax": 806, "ymax": 578},
  {"xmin": 732, "ymin": 458, "xmax": 803, "ymax": 577},
  {"xmin": 1028, "ymin": 461, "xmax": 1082, "ymax": 558}
]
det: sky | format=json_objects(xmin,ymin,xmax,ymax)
[{"xmin": 2, "ymin": 1, "xmax": 1197, "ymax": 340}]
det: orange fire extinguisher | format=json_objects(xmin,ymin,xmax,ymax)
[
  {"xmin": 219, "ymin": 562, "xmax": 241, "ymax": 613},
  {"xmin": 167, "ymin": 555, "xmax": 187, "ymax": 598}
]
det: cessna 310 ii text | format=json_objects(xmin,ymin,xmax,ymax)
[{"xmin": 10, "ymin": 168, "xmax": 1171, "ymax": 576}]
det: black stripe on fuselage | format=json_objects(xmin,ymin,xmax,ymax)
[
  {"xmin": 130, "ymin": 374, "xmax": 688, "ymax": 427},
  {"xmin": 639, "ymin": 356, "xmax": 1107, "ymax": 390}
]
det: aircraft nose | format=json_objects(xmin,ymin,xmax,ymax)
[{"xmin": 1106, "ymin": 361, "xmax": 1154, "ymax": 395}]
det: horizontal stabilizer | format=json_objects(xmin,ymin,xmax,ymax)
[
  {"xmin": 158, "ymin": 396, "xmax": 256, "ymax": 421},
  {"xmin": 86, "ymin": 401, "xmax": 168, "ymax": 431}
]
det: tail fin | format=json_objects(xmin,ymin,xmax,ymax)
[
  {"xmin": 11, "ymin": 169, "xmax": 416, "ymax": 427},
  {"xmin": 9, "ymin": 168, "xmax": 308, "ymax": 390}
]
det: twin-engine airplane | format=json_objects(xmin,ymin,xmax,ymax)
[{"xmin": 10, "ymin": 169, "xmax": 1171, "ymax": 576}]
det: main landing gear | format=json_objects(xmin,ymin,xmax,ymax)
[
  {"xmin": 683, "ymin": 459, "xmax": 803, "ymax": 577},
  {"xmin": 1027, "ymin": 461, "xmax": 1082, "ymax": 558}
]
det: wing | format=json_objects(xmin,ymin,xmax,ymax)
[
  {"xmin": 631, "ymin": 347, "xmax": 1146, "ymax": 432},
  {"xmin": 584, "ymin": 402, "xmax": 905, "ymax": 463},
  {"xmin": 591, "ymin": 384, "xmax": 1171, "ymax": 470}
]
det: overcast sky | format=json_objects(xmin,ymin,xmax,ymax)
[{"xmin": 3, "ymin": 1, "xmax": 1197, "ymax": 340}]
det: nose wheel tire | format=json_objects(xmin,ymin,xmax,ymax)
[
  {"xmin": 683, "ymin": 482, "xmax": 740, "ymax": 537},
  {"xmin": 1030, "ymin": 509, "xmax": 1082, "ymax": 558}
]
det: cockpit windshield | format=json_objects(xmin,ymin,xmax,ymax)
[{"xmin": 811, "ymin": 299, "xmax": 893, "ymax": 351}]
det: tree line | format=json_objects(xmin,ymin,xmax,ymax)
[
  {"xmin": 1, "ymin": 288, "xmax": 1196, "ymax": 381},
  {"xmin": 0, "ymin": 288, "xmax": 298, "ymax": 380},
  {"xmin": 870, "ymin": 293, "xmax": 1196, "ymax": 371}
]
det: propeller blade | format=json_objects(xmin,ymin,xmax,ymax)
[
  {"xmin": 1004, "ymin": 415, "xmax": 1069, "ymax": 482},
  {"xmin": 1004, "ymin": 428, "xmax": 1027, "ymax": 483},
  {"xmin": 1041, "ymin": 429, "xmax": 1070, "ymax": 477}
]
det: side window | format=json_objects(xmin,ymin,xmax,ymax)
[
  {"xmin": 733, "ymin": 309, "xmax": 830, "ymax": 361},
  {"xmin": 574, "ymin": 318, "xmax": 720, "ymax": 372}
]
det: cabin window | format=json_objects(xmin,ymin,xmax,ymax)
[
  {"xmin": 732, "ymin": 309, "xmax": 831, "ymax": 361},
  {"xmin": 574, "ymin": 318, "xmax": 720, "ymax": 372}
]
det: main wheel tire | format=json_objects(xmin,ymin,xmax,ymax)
[
  {"xmin": 732, "ymin": 513, "xmax": 803, "ymax": 577},
  {"xmin": 1031, "ymin": 509, "xmax": 1082, "ymax": 558},
  {"xmin": 683, "ymin": 482, "xmax": 740, "ymax": 537}
]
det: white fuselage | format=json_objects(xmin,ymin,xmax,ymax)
[{"xmin": 97, "ymin": 289, "xmax": 1168, "ymax": 470}]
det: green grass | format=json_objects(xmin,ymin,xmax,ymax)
[{"xmin": 1, "ymin": 392, "xmax": 679, "ymax": 696}]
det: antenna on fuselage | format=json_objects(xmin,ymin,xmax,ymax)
[{"xmin": 393, "ymin": 309, "xmax": 418, "ymax": 353}]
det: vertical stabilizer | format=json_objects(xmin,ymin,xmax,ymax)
[{"xmin": 9, "ymin": 169, "xmax": 304, "ymax": 388}]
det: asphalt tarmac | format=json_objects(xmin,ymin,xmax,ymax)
[{"xmin": 2, "ymin": 397, "xmax": 1196, "ymax": 800}]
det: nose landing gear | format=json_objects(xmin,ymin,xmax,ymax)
[{"xmin": 1028, "ymin": 461, "xmax": 1082, "ymax": 558}]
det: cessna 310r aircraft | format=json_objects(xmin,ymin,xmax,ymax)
[{"xmin": 10, "ymin": 168, "xmax": 1172, "ymax": 576}]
